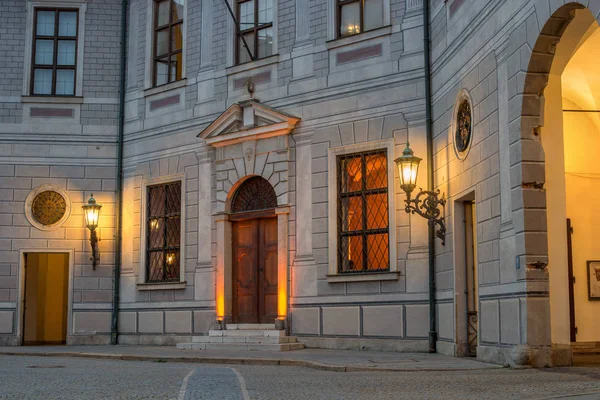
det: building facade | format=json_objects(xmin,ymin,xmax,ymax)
[{"xmin": 0, "ymin": 0, "xmax": 599, "ymax": 367}]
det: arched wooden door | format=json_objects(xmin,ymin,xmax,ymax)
[{"xmin": 230, "ymin": 177, "xmax": 278, "ymax": 324}]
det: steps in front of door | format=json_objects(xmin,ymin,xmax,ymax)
[
  {"xmin": 176, "ymin": 324, "xmax": 305, "ymax": 351},
  {"xmin": 572, "ymin": 342, "xmax": 600, "ymax": 365}
]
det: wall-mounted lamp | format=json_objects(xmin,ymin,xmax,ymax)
[
  {"xmin": 394, "ymin": 143, "xmax": 446, "ymax": 245},
  {"xmin": 82, "ymin": 194, "xmax": 102, "ymax": 269}
]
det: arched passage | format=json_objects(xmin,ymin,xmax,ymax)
[{"xmin": 513, "ymin": 2, "xmax": 600, "ymax": 361}]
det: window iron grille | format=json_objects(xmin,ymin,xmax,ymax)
[
  {"xmin": 337, "ymin": 149, "xmax": 389, "ymax": 274},
  {"xmin": 146, "ymin": 181, "xmax": 181, "ymax": 283}
]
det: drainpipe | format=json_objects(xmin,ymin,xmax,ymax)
[
  {"xmin": 422, "ymin": 0, "xmax": 437, "ymax": 353},
  {"xmin": 112, "ymin": 0, "xmax": 128, "ymax": 345}
]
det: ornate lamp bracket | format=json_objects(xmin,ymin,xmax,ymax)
[
  {"xmin": 89, "ymin": 229, "xmax": 100, "ymax": 270},
  {"xmin": 404, "ymin": 189, "xmax": 446, "ymax": 245}
]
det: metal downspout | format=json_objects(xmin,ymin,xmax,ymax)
[
  {"xmin": 423, "ymin": 0, "xmax": 437, "ymax": 353},
  {"xmin": 112, "ymin": 0, "xmax": 128, "ymax": 345}
]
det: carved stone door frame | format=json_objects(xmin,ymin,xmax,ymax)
[{"xmin": 215, "ymin": 207, "xmax": 289, "ymax": 326}]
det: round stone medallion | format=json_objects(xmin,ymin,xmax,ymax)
[
  {"xmin": 455, "ymin": 99, "xmax": 472, "ymax": 153},
  {"xmin": 25, "ymin": 185, "xmax": 72, "ymax": 231},
  {"xmin": 31, "ymin": 191, "xmax": 67, "ymax": 226},
  {"xmin": 452, "ymin": 90, "xmax": 474, "ymax": 160}
]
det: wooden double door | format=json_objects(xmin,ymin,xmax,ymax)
[{"xmin": 232, "ymin": 217, "xmax": 278, "ymax": 324}]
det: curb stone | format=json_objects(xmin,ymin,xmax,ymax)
[{"xmin": 0, "ymin": 350, "xmax": 504, "ymax": 373}]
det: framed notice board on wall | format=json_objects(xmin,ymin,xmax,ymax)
[{"xmin": 587, "ymin": 261, "xmax": 600, "ymax": 301}]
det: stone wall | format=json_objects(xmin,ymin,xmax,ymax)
[{"xmin": 0, "ymin": 0, "xmax": 121, "ymax": 345}]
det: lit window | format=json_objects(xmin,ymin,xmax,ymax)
[
  {"xmin": 337, "ymin": 0, "xmax": 384, "ymax": 37},
  {"xmin": 337, "ymin": 150, "xmax": 389, "ymax": 273},
  {"xmin": 146, "ymin": 181, "xmax": 181, "ymax": 282},
  {"xmin": 153, "ymin": 0, "xmax": 184, "ymax": 86},
  {"xmin": 31, "ymin": 9, "xmax": 78, "ymax": 96}
]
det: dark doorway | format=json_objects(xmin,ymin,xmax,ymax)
[
  {"xmin": 464, "ymin": 201, "xmax": 478, "ymax": 357},
  {"xmin": 232, "ymin": 218, "xmax": 278, "ymax": 324}
]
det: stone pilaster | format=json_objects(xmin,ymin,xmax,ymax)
[
  {"xmin": 495, "ymin": 41, "xmax": 518, "ymax": 284},
  {"xmin": 292, "ymin": 132, "xmax": 317, "ymax": 298},
  {"xmin": 404, "ymin": 114, "xmax": 430, "ymax": 294},
  {"xmin": 200, "ymin": 0, "xmax": 213, "ymax": 69},
  {"xmin": 295, "ymin": 0, "xmax": 310, "ymax": 44},
  {"xmin": 194, "ymin": 147, "xmax": 215, "ymax": 301}
]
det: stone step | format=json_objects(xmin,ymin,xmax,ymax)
[
  {"xmin": 209, "ymin": 329, "xmax": 285, "ymax": 337},
  {"xmin": 176, "ymin": 342, "xmax": 305, "ymax": 352},
  {"xmin": 571, "ymin": 342, "xmax": 600, "ymax": 350},
  {"xmin": 226, "ymin": 324, "xmax": 276, "ymax": 330},
  {"xmin": 192, "ymin": 335, "xmax": 298, "ymax": 344},
  {"xmin": 573, "ymin": 348, "xmax": 600, "ymax": 354}
]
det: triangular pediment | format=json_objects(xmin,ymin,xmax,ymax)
[{"xmin": 199, "ymin": 99, "xmax": 300, "ymax": 148}]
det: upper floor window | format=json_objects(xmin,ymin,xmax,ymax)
[
  {"xmin": 235, "ymin": 0, "xmax": 274, "ymax": 64},
  {"xmin": 146, "ymin": 181, "xmax": 182, "ymax": 283},
  {"xmin": 153, "ymin": 0, "xmax": 184, "ymax": 86},
  {"xmin": 31, "ymin": 9, "xmax": 78, "ymax": 96},
  {"xmin": 337, "ymin": 0, "xmax": 384, "ymax": 37},
  {"xmin": 337, "ymin": 149, "xmax": 389, "ymax": 273}
]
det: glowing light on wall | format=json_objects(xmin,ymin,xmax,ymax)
[
  {"xmin": 216, "ymin": 294, "xmax": 225, "ymax": 321},
  {"xmin": 278, "ymin": 283, "xmax": 287, "ymax": 319}
]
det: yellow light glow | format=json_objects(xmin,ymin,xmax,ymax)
[
  {"xmin": 347, "ymin": 24, "xmax": 360, "ymax": 34},
  {"xmin": 82, "ymin": 194, "xmax": 102, "ymax": 231},
  {"xmin": 278, "ymin": 258, "xmax": 287, "ymax": 318},
  {"xmin": 166, "ymin": 253, "xmax": 175, "ymax": 265},
  {"xmin": 149, "ymin": 219, "xmax": 159, "ymax": 230},
  {"xmin": 85, "ymin": 208, "xmax": 100, "ymax": 228},
  {"xmin": 278, "ymin": 287, "xmax": 287, "ymax": 318},
  {"xmin": 216, "ymin": 294, "xmax": 225, "ymax": 320},
  {"xmin": 394, "ymin": 144, "xmax": 422, "ymax": 195},
  {"xmin": 402, "ymin": 162, "xmax": 418, "ymax": 187}
]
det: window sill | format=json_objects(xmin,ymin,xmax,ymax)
[
  {"xmin": 21, "ymin": 95, "xmax": 83, "ymax": 104},
  {"xmin": 226, "ymin": 54, "xmax": 280, "ymax": 76},
  {"xmin": 144, "ymin": 78, "xmax": 187, "ymax": 98},
  {"xmin": 326, "ymin": 26, "xmax": 392, "ymax": 50},
  {"xmin": 137, "ymin": 281, "xmax": 187, "ymax": 291},
  {"xmin": 327, "ymin": 271, "xmax": 400, "ymax": 283}
]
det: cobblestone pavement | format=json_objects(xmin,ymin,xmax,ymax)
[{"xmin": 1, "ymin": 355, "xmax": 600, "ymax": 399}]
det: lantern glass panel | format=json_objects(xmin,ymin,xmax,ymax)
[{"xmin": 84, "ymin": 205, "xmax": 101, "ymax": 230}]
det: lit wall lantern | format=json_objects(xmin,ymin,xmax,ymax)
[
  {"xmin": 82, "ymin": 194, "xmax": 102, "ymax": 269},
  {"xmin": 394, "ymin": 143, "xmax": 447, "ymax": 245}
]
